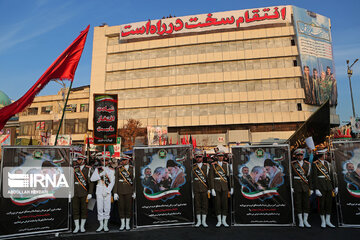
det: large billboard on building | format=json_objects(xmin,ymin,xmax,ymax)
[
  {"xmin": 120, "ymin": 6, "xmax": 291, "ymax": 40},
  {"xmin": 293, "ymin": 6, "xmax": 337, "ymax": 106}
]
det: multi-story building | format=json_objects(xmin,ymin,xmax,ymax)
[
  {"xmin": 18, "ymin": 85, "xmax": 90, "ymax": 144},
  {"xmin": 89, "ymin": 5, "xmax": 339, "ymax": 147}
]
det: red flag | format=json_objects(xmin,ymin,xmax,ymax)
[
  {"xmin": 193, "ymin": 137, "xmax": 197, "ymax": 149},
  {"xmin": 176, "ymin": 139, "xmax": 178, "ymax": 145},
  {"xmin": 159, "ymin": 136, "xmax": 162, "ymax": 145},
  {"xmin": 0, "ymin": 25, "xmax": 90, "ymax": 131},
  {"xmin": 186, "ymin": 135, "xmax": 189, "ymax": 144},
  {"xmin": 170, "ymin": 137, "xmax": 172, "ymax": 145}
]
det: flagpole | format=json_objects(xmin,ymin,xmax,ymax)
[{"xmin": 54, "ymin": 81, "xmax": 73, "ymax": 145}]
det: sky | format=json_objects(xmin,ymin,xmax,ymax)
[{"xmin": 0, "ymin": 0, "xmax": 359, "ymax": 124}]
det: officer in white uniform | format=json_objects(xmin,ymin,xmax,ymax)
[{"xmin": 91, "ymin": 154, "xmax": 115, "ymax": 232}]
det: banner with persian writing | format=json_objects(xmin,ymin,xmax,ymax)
[
  {"xmin": 0, "ymin": 146, "xmax": 71, "ymax": 238},
  {"xmin": 232, "ymin": 144, "xmax": 294, "ymax": 226},
  {"xmin": 120, "ymin": 5, "xmax": 291, "ymax": 40},
  {"xmin": 93, "ymin": 94, "xmax": 118, "ymax": 145},
  {"xmin": 134, "ymin": 146, "xmax": 193, "ymax": 227},
  {"xmin": 293, "ymin": 6, "xmax": 337, "ymax": 106},
  {"xmin": 333, "ymin": 141, "xmax": 360, "ymax": 227}
]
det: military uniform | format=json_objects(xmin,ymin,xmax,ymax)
[
  {"xmin": 209, "ymin": 161, "xmax": 230, "ymax": 216},
  {"xmin": 291, "ymin": 159, "xmax": 312, "ymax": 214},
  {"xmin": 311, "ymin": 159, "xmax": 335, "ymax": 215},
  {"xmin": 114, "ymin": 165, "xmax": 134, "ymax": 219},
  {"xmin": 73, "ymin": 165, "xmax": 94, "ymax": 219},
  {"xmin": 91, "ymin": 165, "xmax": 115, "ymax": 231},
  {"xmin": 193, "ymin": 162, "xmax": 210, "ymax": 215}
]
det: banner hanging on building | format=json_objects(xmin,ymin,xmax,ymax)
[
  {"xmin": 0, "ymin": 146, "xmax": 72, "ymax": 238},
  {"xmin": 333, "ymin": 141, "xmax": 360, "ymax": 226},
  {"xmin": 134, "ymin": 146, "xmax": 193, "ymax": 227},
  {"xmin": 293, "ymin": 6, "xmax": 337, "ymax": 106},
  {"xmin": 147, "ymin": 126, "xmax": 168, "ymax": 146},
  {"xmin": 93, "ymin": 94, "xmax": 118, "ymax": 145},
  {"xmin": 120, "ymin": 5, "xmax": 291, "ymax": 40},
  {"xmin": 232, "ymin": 144, "xmax": 294, "ymax": 225}
]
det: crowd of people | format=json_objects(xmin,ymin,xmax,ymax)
[{"xmin": 70, "ymin": 144, "xmax": 341, "ymax": 233}]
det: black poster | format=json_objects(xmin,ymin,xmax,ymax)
[
  {"xmin": 0, "ymin": 146, "xmax": 71, "ymax": 238},
  {"xmin": 333, "ymin": 141, "xmax": 360, "ymax": 226},
  {"xmin": 134, "ymin": 146, "xmax": 194, "ymax": 227},
  {"xmin": 232, "ymin": 145, "xmax": 294, "ymax": 225},
  {"xmin": 93, "ymin": 94, "xmax": 118, "ymax": 145}
]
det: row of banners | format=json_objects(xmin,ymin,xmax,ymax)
[{"xmin": 1, "ymin": 142, "xmax": 360, "ymax": 237}]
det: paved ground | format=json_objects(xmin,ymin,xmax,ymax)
[{"xmin": 15, "ymin": 212, "xmax": 359, "ymax": 240}]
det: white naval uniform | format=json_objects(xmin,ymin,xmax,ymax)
[{"xmin": 91, "ymin": 166, "xmax": 115, "ymax": 221}]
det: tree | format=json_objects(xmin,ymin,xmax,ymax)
[{"xmin": 119, "ymin": 119, "xmax": 146, "ymax": 150}]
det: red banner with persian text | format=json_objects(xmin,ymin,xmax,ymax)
[{"xmin": 120, "ymin": 6, "xmax": 291, "ymax": 40}]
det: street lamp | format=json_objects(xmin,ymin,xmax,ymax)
[{"xmin": 347, "ymin": 59, "xmax": 359, "ymax": 118}]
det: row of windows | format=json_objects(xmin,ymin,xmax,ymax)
[
  {"xmin": 117, "ymin": 100, "xmax": 302, "ymax": 120},
  {"xmin": 107, "ymin": 57, "xmax": 297, "ymax": 82},
  {"xmin": 21, "ymin": 104, "xmax": 89, "ymax": 116},
  {"xmin": 109, "ymin": 78, "xmax": 301, "ymax": 100},
  {"xmin": 107, "ymin": 37, "xmax": 293, "ymax": 63},
  {"xmin": 19, "ymin": 119, "xmax": 88, "ymax": 136}
]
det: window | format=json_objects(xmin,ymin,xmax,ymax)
[
  {"xmin": 80, "ymin": 104, "xmax": 89, "ymax": 112},
  {"xmin": 41, "ymin": 106, "xmax": 53, "ymax": 114},
  {"xmin": 65, "ymin": 104, "xmax": 77, "ymax": 112},
  {"xmin": 27, "ymin": 107, "xmax": 38, "ymax": 115},
  {"xmin": 297, "ymin": 103, "xmax": 302, "ymax": 111},
  {"xmin": 291, "ymin": 39, "xmax": 296, "ymax": 46}
]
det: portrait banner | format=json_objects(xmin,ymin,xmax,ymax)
[
  {"xmin": 332, "ymin": 141, "xmax": 360, "ymax": 227},
  {"xmin": 134, "ymin": 145, "xmax": 194, "ymax": 227},
  {"xmin": 147, "ymin": 126, "xmax": 168, "ymax": 146},
  {"xmin": 0, "ymin": 146, "xmax": 72, "ymax": 238},
  {"xmin": 293, "ymin": 6, "xmax": 337, "ymax": 106},
  {"xmin": 93, "ymin": 94, "xmax": 118, "ymax": 145},
  {"xmin": 232, "ymin": 144, "xmax": 294, "ymax": 225}
]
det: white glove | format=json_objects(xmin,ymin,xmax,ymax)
[
  {"xmin": 208, "ymin": 190, "xmax": 211, "ymax": 195},
  {"xmin": 230, "ymin": 188, "xmax": 234, "ymax": 195},
  {"xmin": 291, "ymin": 188, "xmax": 294, "ymax": 193},
  {"xmin": 102, "ymin": 192, "xmax": 108, "ymax": 197},
  {"xmin": 334, "ymin": 187, "xmax": 338, "ymax": 195},
  {"xmin": 309, "ymin": 190, "xmax": 314, "ymax": 195},
  {"xmin": 211, "ymin": 189, "xmax": 216, "ymax": 197},
  {"xmin": 132, "ymin": 192, "xmax": 136, "ymax": 199},
  {"xmin": 87, "ymin": 194, "xmax": 92, "ymax": 200},
  {"xmin": 315, "ymin": 189, "xmax": 322, "ymax": 197},
  {"xmin": 114, "ymin": 193, "xmax": 119, "ymax": 201}
]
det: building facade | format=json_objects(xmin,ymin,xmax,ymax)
[
  {"xmin": 18, "ymin": 85, "xmax": 90, "ymax": 144},
  {"xmin": 89, "ymin": 5, "xmax": 339, "ymax": 147}
]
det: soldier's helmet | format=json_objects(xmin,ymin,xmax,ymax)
[
  {"xmin": 217, "ymin": 149, "xmax": 225, "ymax": 156},
  {"xmin": 294, "ymin": 148, "xmax": 305, "ymax": 156},
  {"xmin": 194, "ymin": 150, "xmax": 203, "ymax": 157}
]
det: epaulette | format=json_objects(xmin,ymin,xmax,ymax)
[
  {"xmin": 291, "ymin": 160, "xmax": 296, "ymax": 163},
  {"xmin": 85, "ymin": 165, "xmax": 91, "ymax": 168},
  {"xmin": 211, "ymin": 162, "xmax": 217, "ymax": 165},
  {"xmin": 304, "ymin": 160, "xmax": 310, "ymax": 164}
]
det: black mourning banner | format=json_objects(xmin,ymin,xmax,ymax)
[
  {"xmin": 232, "ymin": 145, "xmax": 294, "ymax": 225},
  {"xmin": 134, "ymin": 146, "xmax": 194, "ymax": 227},
  {"xmin": 287, "ymin": 100, "xmax": 330, "ymax": 150},
  {"xmin": 333, "ymin": 141, "xmax": 360, "ymax": 227},
  {"xmin": 93, "ymin": 94, "xmax": 118, "ymax": 145},
  {"xmin": 0, "ymin": 146, "xmax": 71, "ymax": 238}
]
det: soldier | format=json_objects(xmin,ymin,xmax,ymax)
[
  {"xmin": 311, "ymin": 148, "xmax": 338, "ymax": 228},
  {"xmin": 209, "ymin": 150, "xmax": 233, "ymax": 227},
  {"xmin": 90, "ymin": 154, "xmax": 115, "ymax": 232},
  {"xmin": 72, "ymin": 154, "xmax": 94, "ymax": 233},
  {"xmin": 113, "ymin": 155, "xmax": 135, "ymax": 231},
  {"xmin": 291, "ymin": 148, "xmax": 312, "ymax": 228},
  {"xmin": 192, "ymin": 150, "xmax": 210, "ymax": 228}
]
